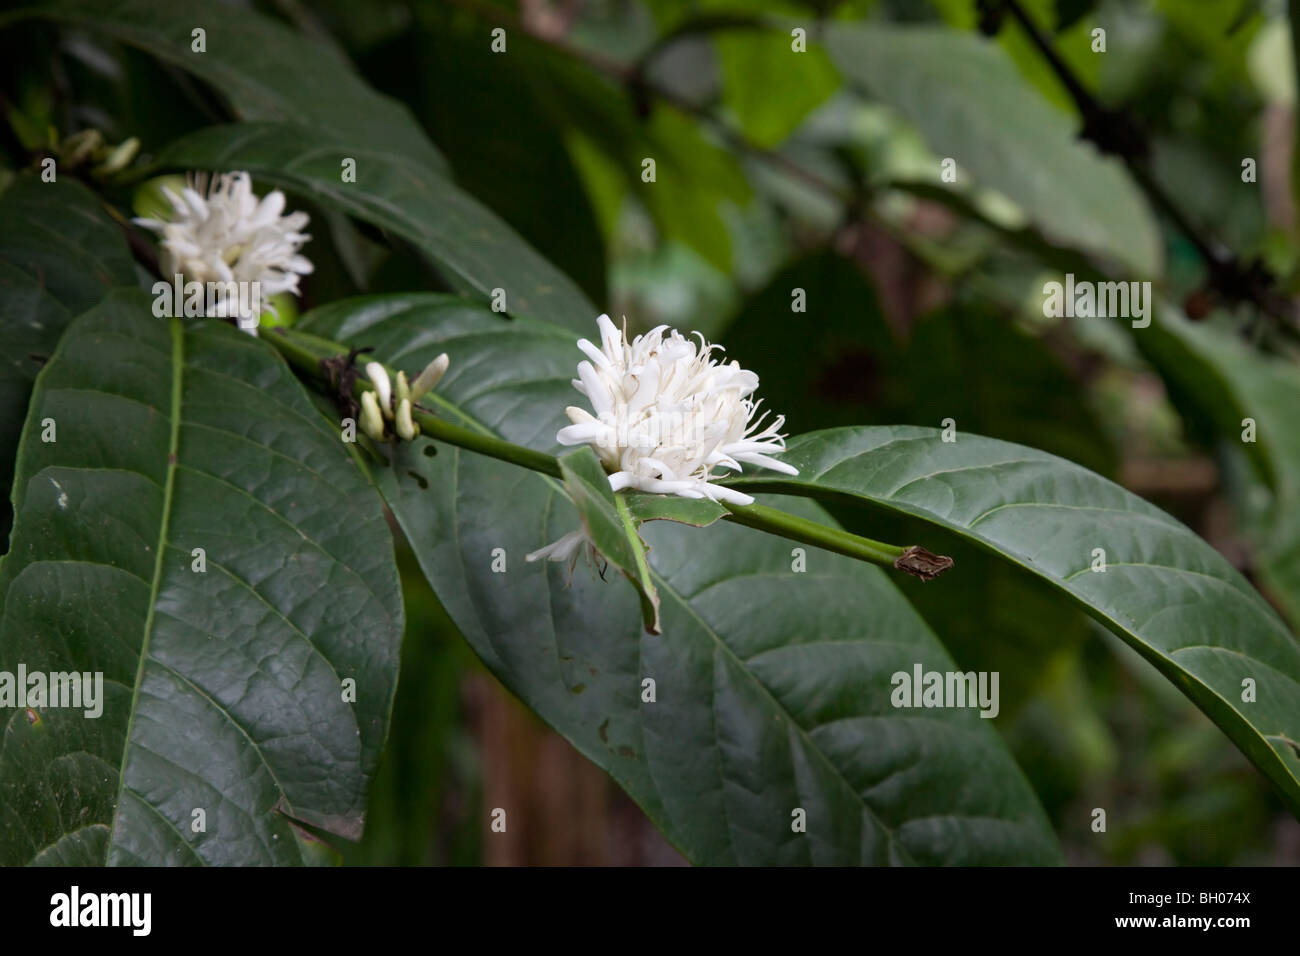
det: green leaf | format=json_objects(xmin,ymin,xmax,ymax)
[
  {"xmin": 722, "ymin": 426, "xmax": 1300, "ymax": 816},
  {"xmin": 0, "ymin": 292, "xmax": 403, "ymax": 864},
  {"xmin": 721, "ymin": 251, "xmax": 1116, "ymax": 476},
  {"xmin": 558, "ymin": 447, "xmax": 661, "ymax": 634},
  {"xmin": 721, "ymin": 251, "xmax": 1112, "ymax": 712},
  {"xmin": 626, "ymin": 491, "xmax": 727, "ymax": 528},
  {"xmin": 2, "ymin": 0, "xmax": 447, "ymax": 172},
  {"xmin": 1136, "ymin": 305, "xmax": 1300, "ymax": 631},
  {"xmin": 825, "ymin": 24, "xmax": 1163, "ymax": 277},
  {"xmin": 359, "ymin": 22, "xmax": 608, "ymax": 303},
  {"xmin": 637, "ymin": 109, "xmax": 753, "ymax": 273},
  {"xmin": 155, "ymin": 122, "xmax": 599, "ymax": 333},
  {"xmin": 296, "ymin": 292, "xmax": 1060, "ymax": 865},
  {"xmin": 529, "ymin": 45, "xmax": 751, "ymax": 272},
  {"xmin": 0, "ymin": 176, "xmax": 136, "ymax": 548},
  {"xmin": 715, "ymin": 30, "xmax": 839, "ymax": 148}
]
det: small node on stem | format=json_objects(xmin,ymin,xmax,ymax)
[
  {"xmin": 316, "ymin": 344, "xmax": 373, "ymax": 421},
  {"xmin": 894, "ymin": 546, "xmax": 954, "ymax": 582}
]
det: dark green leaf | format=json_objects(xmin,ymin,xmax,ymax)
[
  {"xmin": 721, "ymin": 251, "xmax": 1111, "ymax": 713},
  {"xmin": 0, "ymin": 293, "xmax": 403, "ymax": 864},
  {"xmin": 2, "ymin": 0, "xmax": 446, "ymax": 172},
  {"xmin": 297, "ymin": 292, "xmax": 1061, "ymax": 865},
  {"xmin": 359, "ymin": 24, "xmax": 608, "ymax": 303},
  {"xmin": 0, "ymin": 176, "xmax": 136, "ymax": 548},
  {"xmin": 723, "ymin": 425, "xmax": 1300, "ymax": 816},
  {"xmin": 825, "ymin": 24, "xmax": 1163, "ymax": 276},
  {"xmin": 156, "ymin": 122, "xmax": 599, "ymax": 333},
  {"xmin": 558, "ymin": 447, "xmax": 660, "ymax": 634},
  {"xmin": 1136, "ymin": 305, "xmax": 1300, "ymax": 631}
]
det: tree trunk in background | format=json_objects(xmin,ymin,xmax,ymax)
[{"xmin": 465, "ymin": 674, "xmax": 686, "ymax": 866}]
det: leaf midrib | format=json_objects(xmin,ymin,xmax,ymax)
[
  {"xmin": 649, "ymin": 566, "xmax": 917, "ymax": 865},
  {"xmin": 398, "ymin": 367, "xmax": 923, "ymax": 863},
  {"xmin": 727, "ymin": 449, "xmax": 1300, "ymax": 810},
  {"xmin": 104, "ymin": 316, "xmax": 183, "ymax": 866}
]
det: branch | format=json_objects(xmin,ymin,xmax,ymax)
[
  {"xmin": 990, "ymin": 0, "xmax": 1297, "ymax": 332},
  {"xmin": 449, "ymin": 0, "xmax": 1299, "ymax": 341},
  {"xmin": 440, "ymin": 0, "xmax": 1012, "ymax": 307},
  {"xmin": 266, "ymin": 327, "xmax": 952, "ymax": 582},
  {"xmin": 443, "ymin": 0, "xmax": 854, "ymax": 204}
]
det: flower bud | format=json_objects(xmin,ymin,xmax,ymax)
[
  {"xmin": 365, "ymin": 362, "xmax": 393, "ymax": 418},
  {"xmin": 60, "ymin": 129, "xmax": 103, "ymax": 168},
  {"xmin": 409, "ymin": 353, "xmax": 450, "ymax": 400},
  {"xmin": 395, "ymin": 399, "xmax": 418, "ymax": 441},
  {"xmin": 93, "ymin": 137, "xmax": 140, "ymax": 178},
  {"xmin": 359, "ymin": 390, "xmax": 386, "ymax": 442}
]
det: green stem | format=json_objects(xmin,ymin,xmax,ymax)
[
  {"xmin": 271, "ymin": 327, "xmax": 562, "ymax": 478},
  {"xmin": 722, "ymin": 502, "xmax": 904, "ymax": 565},
  {"xmin": 266, "ymin": 328, "xmax": 951, "ymax": 580}
]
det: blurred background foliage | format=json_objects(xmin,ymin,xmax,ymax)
[{"xmin": 6, "ymin": 0, "xmax": 1300, "ymax": 864}]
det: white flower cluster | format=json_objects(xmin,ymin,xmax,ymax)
[
  {"xmin": 557, "ymin": 314, "xmax": 797, "ymax": 505},
  {"xmin": 528, "ymin": 315, "xmax": 797, "ymax": 565},
  {"xmin": 135, "ymin": 171, "xmax": 312, "ymax": 330}
]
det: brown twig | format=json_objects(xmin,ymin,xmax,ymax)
[{"xmin": 988, "ymin": 0, "xmax": 1297, "ymax": 332}]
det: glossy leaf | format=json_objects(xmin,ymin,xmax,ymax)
[
  {"xmin": 360, "ymin": 22, "xmax": 608, "ymax": 303},
  {"xmin": 721, "ymin": 251, "xmax": 1111, "ymax": 711},
  {"xmin": 715, "ymin": 30, "xmax": 839, "ymax": 148},
  {"xmin": 825, "ymin": 24, "xmax": 1163, "ymax": 277},
  {"xmin": 1136, "ymin": 305, "xmax": 1300, "ymax": 632},
  {"xmin": 0, "ymin": 176, "xmax": 136, "ymax": 547},
  {"xmin": 0, "ymin": 293, "xmax": 403, "ymax": 865},
  {"xmin": 723, "ymin": 425, "xmax": 1300, "ymax": 816},
  {"xmin": 296, "ymin": 292, "xmax": 1061, "ymax": 865},
  {"xmin": 2, "ymin": 0, "xmax": 447, "ymax": 172},
  {"xmin": 558, "ymin": 447, "xmax": 661, "ymax": 634},
  {"xmin": 156, "ymin": 122, "xmax": 598, "ymax": 334}
]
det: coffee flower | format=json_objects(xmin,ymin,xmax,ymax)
[
  {"xmin": 555, "ymin": 314, "xmax": 797, "ymax": 507},
  {"xmin": 524, "ymin": 530, "xmax": 592, "ymax": 566},
  {"xmin": 134, "ymin": 171, "xmax": 312, "ymax": 331}
]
